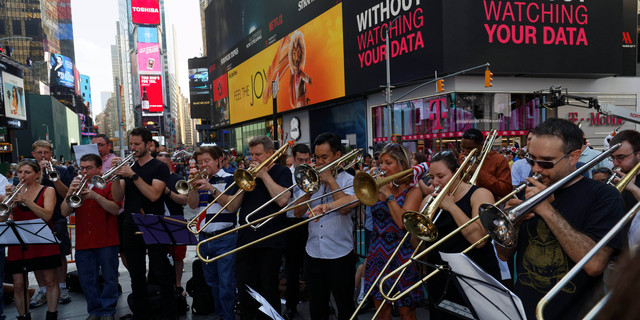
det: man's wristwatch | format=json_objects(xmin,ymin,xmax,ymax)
[
  {"xmin": 386, "ymin": 194, "xmax": 395, "ymax": 203},
  {"xmin": 130, "ymin": 173, "xmax": 139, "ymax": 181}
]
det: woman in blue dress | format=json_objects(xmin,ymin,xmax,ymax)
[{"xmin": 364, "ymin": 143, "xmax": 423, "ymax": 320}]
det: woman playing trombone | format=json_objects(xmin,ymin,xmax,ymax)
[
  {"xmin": 364, "ymin": 143, "xmax": 423, "ymax": 320},
  {"xmin": 2, "ymin": 160, "xmax": 60, "ymax": 320},
  {"xmin": 423, "ymin": 150, "xmax": 500, "ymax": 318}
]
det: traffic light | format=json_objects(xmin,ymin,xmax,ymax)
[
  {"xmin": 484, "ymin": 68, "xmax": 494, "ymax": 87},
  {"xmin": 436, "ymin": 79, "xmax": 445, "ymax": 92}
]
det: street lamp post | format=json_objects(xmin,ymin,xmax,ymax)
[
  {"xmin": 384, "ymin": 16, "xmax": 400, "ymax": 142},
  {"xmin": 42, "ymin": 124, "xmax": 49, "ymax": 142}
]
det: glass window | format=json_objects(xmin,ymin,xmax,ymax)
[{"xmin": 13, "ymin": 20, "xmax": 22, "ymax": 35}]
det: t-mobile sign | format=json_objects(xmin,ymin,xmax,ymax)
[{"xmin": 139, "ymin": 75, "xmax": 163, "ymax": 113}]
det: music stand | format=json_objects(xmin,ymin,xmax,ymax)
[
  {"xmin": 0, "ymin": 219, "xmax": 59, "ymax": 316},
  {"xmin": 435, "ymin": 252, "xmax": 526, "ymax": 320},
  {"xmin": 131, "ymin": 214, "xmax": 197, "ymax": 245}
]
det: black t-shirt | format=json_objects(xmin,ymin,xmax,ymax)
[
  {"xmin": 123, "ymin": 158, "xmax": 169, "ymax": 223},
  {"xmin": 514, "ymin": 177, "xmax": 624, "ymax": 320},
  {"xmin": 622, "ymin": 174, "xmax": 640, "ymax": 212},
  {"xmin": 163, "ymin": 172, "xmax": 184, "ymax": 216},
  {"xmin": 233, "ymin": 163, "xmax": 293, "ymax": 249}
]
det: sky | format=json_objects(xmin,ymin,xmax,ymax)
[{"xmin": 71, "ymin": 0, "xmax": 203, "ymax": 116}]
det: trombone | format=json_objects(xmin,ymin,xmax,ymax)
[
  {"xmin": 244, "ymin": 148, "xmax": 363, "ymax": 229},
  {"xmin": 535, "ymin": 160, "xmax": 640, "ymax": 320},
  {"xmin": 479, "ymin": 143, "xmax": 621, "ymax": 249},
  {"xmin": 44, "ymin": 161, "xmax": 59, "ymax": 182},
  {"xmin": 92, "ymin": 151, "xmax": 137, "ymax": 189},
  {"xmin": 0, "ymin": 180, "xmax": 27, "ymax": 217},
  {"xmin": 186, "ymin": 144, "xmax": 289, "ymax": 234},
  {"xmin": 605, "ymin": 167, "xmax": 620, "ymax": 186},
  {"xmin": 468, "ymin": 129, "xmax": 498, "ymax": 185},
  {"xmin": 175, "ymin": 169, "xmax": 208, "ymax": 195},
  {"xmin": 65, "ymin": 175, "xmax": 90, "ymax": 208},
  {"xmin": 196, "ymin": 149, "xmax": 364, "ymax": 249}
]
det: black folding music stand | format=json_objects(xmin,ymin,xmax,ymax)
[
  {"xmin": 410, "ymin": 252, "xmax": 526, "ymax": 320},
  {"xmin": 0, "ymin": 219, "xmax": 59, "ymax": 316},
  {"xmin": 131, "ymin": 214, "xmax": 198, "ymax": 245}
]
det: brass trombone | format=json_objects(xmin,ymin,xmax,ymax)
[
  {"xmin": 352, "ymin": 168, "xmax": 415, "ymax": 206},
  {"xmin": 196, "ymin": 149, "xmax": 364, "ymax": 249},
  {"xmin": 479, "ymin": 144, "xmax": 621, "ymax": 248},
  {"xmin": 92, "ymin": 151, "xmax": 137, "ymax": 189},
  {"xmin": 244, "ymin": 148, "xmax": 363, "ymax": 229},
  {"xmin": 605, "ymin": 167, "xmax": 620, "ymax": 186},
  {"xmin": 468, "ymin": 129, "xmax": 498, "ymax": 185},
  {"xmin": 0, "ymin": 180, "xmax": 27, "ymax": 217},
  {"xmin": 535, "ymin": 159, "xmax": 640, "ymax": 320},
  {"xmin": 175, "ymin": 169, "xmax": 208, "ymax": 195},
  {"xmin": 187, "ymin": 144, "xmax": 289, "ymax": 234},
  {"xmin": 65, "ymin": 175, "xmax": 90, "ymax": 208}
]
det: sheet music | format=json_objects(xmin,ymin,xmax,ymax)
[
  {"xmin": 440, "ymin": 252, "xmax": 526, "ymax": 320},
  {"xmin": 0, "ymin": 219, "xmax": 59, "ymax": 245}
]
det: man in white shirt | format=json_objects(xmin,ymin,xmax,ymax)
[{"xmin": 295, "ymin": 133, "xmax": 358, "ymax": 320}]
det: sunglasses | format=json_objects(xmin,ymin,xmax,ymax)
[{"xmin": 524, "ymin": 150, "xmax": 574, "ymax": 169}]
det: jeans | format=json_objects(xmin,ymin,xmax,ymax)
[
  {"xmin": 0, "ymin": 246, "xmax": 5, "ymax": 320},
  {"xmin": 76, "ymin": 246, "xmax": 119, "ymax": 316},
  {"xmin": 199, "ymin": 233, "xmax": 237, "ymax": 320}
]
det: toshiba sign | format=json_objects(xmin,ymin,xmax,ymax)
[{"xmin": 131, "ymin": 0, "xmax": 160, "ymax": 25}]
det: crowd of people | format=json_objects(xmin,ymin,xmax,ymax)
[{"xmin": 0, "ymin": 119, "xmax": 637, "ymax": 320}]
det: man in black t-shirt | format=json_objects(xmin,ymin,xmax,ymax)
[
  {"xmin": 495, "ymin": 119, "xmax": 625, "ymax": 320},
  {"xmin": 609, "ymin": 130, "xmax": 640, "ymax": 248},
  {"xmin": 224, "ymin": 135, "xmax": 293, "ymax": 320},
  {"xmin": 111, "ymin": 127, "xmax": 175, "ymax": 318}
]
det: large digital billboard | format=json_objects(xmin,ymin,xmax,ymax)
[
  {"xmin": 131, "ymin": 0, "xmax": 160, "ymax": 25},
  {"xmin": 188, "ymin": 57, "xmax": 212, "ymax": 120},
  {"xmin": 227, "ymin": 4, "xmax": 345, "ymax": 124},
  {"xmin": 47, "ymin": 52, "xmax": 75, "ymax": 88},
  {"xmin": 212, "ymin": 73, "xmax": 229, "ymax": 127},
  {"xmin": 2, "ymin": 72, "xmax": 27, "ymax": 121},
  {"xmin": 139, "ymin": 75, "xmax": 163, "ymax": 114},
  {"xmin": 137, "ymin": 43, "xmax": 161, "ymax": 74},
  {"xmin": 137, "ymin": 27, "xmax": 159, "ymax": 43}
]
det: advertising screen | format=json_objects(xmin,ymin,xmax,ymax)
[
  {"xmin": 441, "ymin": 0, "xmax": 624, "ymax": 75},
  {"xmin": 2, "ymin": 72, "xmax": 27, "ymax": 121},
  {"xmin": 131, "ymin": 0, "xmax": 160, "ymax": 25},
  {"xmin": 212, "ymin": 73, "xmax": 229, "ymax": 126},
  {"xmin": 137, "ymin": 27, "xmax": 159, "ymax": 43},
  {"xmin": 227, "ymin": 4, "xmax": 345, "ymax": 124},
  {"xmin": 47, "ymin": 52, "xmax": 75, "ymax": 88},
  {"xmin": 137, "ymin": 43, "xmax": 162, "ymax": 74},
  {"xmin": 139, "ymin": 75, "xmax": 163, "ymax": 113}
]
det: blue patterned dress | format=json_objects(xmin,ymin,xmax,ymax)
[{"xmin": 364, "ymin": 188, "xmax": 424, "ymax": 307}]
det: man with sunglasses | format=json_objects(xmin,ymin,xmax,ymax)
[
  {"xmin": 460, "ymin": 128, "xmax": 512, "ymax": 198},
  {"xmin": 495, "ymin": 118, "xmax": 625, "ymax": 319},
  {"xmin": 609, "ymin": 130, "xmax": 640, "ymax": 247}
]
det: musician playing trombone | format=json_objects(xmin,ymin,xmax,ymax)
[
  {"xmin": 363, "ymin": 143, "xmax": 423, "ymax": 320},
  {"xmin": 224, "ymin": 135, "xmax": 293, "ymax": 320},
  {"xmin": 186, "ymin": 146, "xmax": 236, "ymax": 320},
  {"xmin": 60, "ymin": 153, "xmax": 121, "ymax": 319},
  {"xmin": 419, "ymin": 150, "xmax": 500, "ymax": 318},
  {"xmin": 296, "ymin": 133, "xmax": 359, "ymax": 320},
  {"xmin": 460, "ymin": 128, "xmax": 513, "ymax": 198},
  {"xmin": 609, "ymin": 130, "xmax": 640, "ymax": 247},
  {"xmin": 495, "ymin": 119, "xmax": 625, "ymax": 319}
]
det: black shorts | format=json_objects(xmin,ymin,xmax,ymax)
[
  {"xmin": 53, "ymin": 218, "xmax": 71, "ymax": 256},
  {"xmin": 5, "ymin": 254, "xmax": 62, "ymax": 275}
]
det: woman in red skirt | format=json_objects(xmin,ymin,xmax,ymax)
[{"xmin": 2, "ymin": 160, "xmax": 60, "ymax": 320}]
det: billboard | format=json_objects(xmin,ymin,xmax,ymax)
[
  {"xmin": 47, "ymin": 52, "xmax": 75, "ymax": 88},
  {"xmin": 212, "ymin": 73, "xmax": 229, "ymax": 126},
  {"xmin": 228, "ymin": 4, "xmax": 345, "ymax": 124},
  {"xmin": 2, "ymin": 72, "xmax": 27, "ymax": 121},
  {"xmin": 139, "ymin": 75, "xmax": 163, "ymax": 114},
  {"xmin": 137, "ymin": 43, "xmax": 161, "ymax": 74},
  {"xmin": 441, "ymin": 0, "xmax": 624, "ymax": 75},
  {"xmin": 188, "ymin": 57, "xmax": 212, "ymax": 120},
  {"xmin": 137, "ymin": 26, "xmax": 158, "ymax": 43},
  {"xmin": 131, "ymin": 0, "xmax": 160, "ymax": 25}
]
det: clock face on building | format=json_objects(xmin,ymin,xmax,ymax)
[{"xmin": 290, "ymin": 117, "xmax": 301, "ymax": 140}]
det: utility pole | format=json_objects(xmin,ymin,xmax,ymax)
[
  {"xmin": 116, "ymin": 77, "xmax": 125, "ymax": 157},
  {"xmin": 385, "ymin": 16, "xmax": 400, "ymax": 142}
]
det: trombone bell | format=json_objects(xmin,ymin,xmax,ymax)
[
  {"xmin": 294, "ymin": 164, "xmax": 320, "ymax": 194},
  {"xmin": 478, "ymin": 203, "xmax": 516, "ymax": 248},
  {"xmin": 234, "ymin": 169, "xmax": 257, "ymax": 192},
  {"xmin": 402, "ymin": 210, "xmax": 438, "ymax": 242}
]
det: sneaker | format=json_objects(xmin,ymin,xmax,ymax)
[
  {"xmin": 29, "ymin": 289, "xmax": 46, "ymax": 307},
  {"xmin": 59, "ymin": 287, "xmax": 72, "ymax": 304}
]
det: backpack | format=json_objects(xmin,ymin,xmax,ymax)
[{"xmin": 185, "ymin": 258, "xmax": 216, "ymax": 315}]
